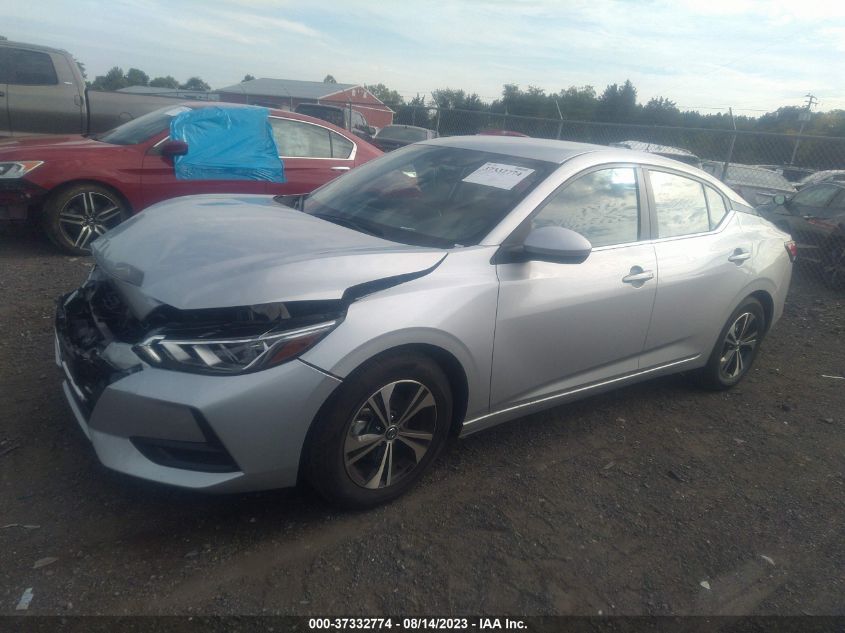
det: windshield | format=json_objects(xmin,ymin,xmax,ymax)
[
  {"xmin": 96, "ymin": 105, "xmax": 192, "ymax": 145},
  {"xmin": 301, "ymin": 144, "xmax": 555, "ymax": 248},
  {"xmin": 376, "ymin": 126, "xmax": 430, "ymax": 142},
  {"xmin": 296, "ymin": 105, "xmax": 345, "ymax": 128}
]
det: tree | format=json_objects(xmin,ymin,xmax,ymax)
[
  {"xmin": 641, "ymin": 96, "xmax": 681, "ymax": 126},
  {"xmin": 323, "ymin": 74, "xmax": 337, "ymax": 83},
  {"xmin": 364, "ymin": 83, "xmax": 403, "ymax": 105},
  {"xmin": 150, "ymin": 76, "xmax": 180, "ymax": 89},
  {"xmin": 595, "ymin": 79, "xmax": 639, "ymax": 122},
  {"xmin": 180, "ymin": 76, "xmax": 210, "ymax": 91},
  {"xmin": 242, "ymin": 74, "xmax": 255, "ymax": 82},
  {"xmin": 125, "ymin": 68, "xmax": 149, "ymax": 87},
  {"xmin": 557, "ymin": 85, "xmax": 598, "ymax": 121},
  {"xmin": 90, "ymin": 67, "xmax": 128, "ymax": 91},
  {"xmin": 0, "ymin": 35, "xmax": 7, "ymax": 40},
  {"xmin": 431, "ymin": 88, "xmax": 483, "ymax": 111}
]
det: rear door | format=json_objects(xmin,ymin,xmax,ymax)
[
  {"xmin": 5, "ymin": 47, "xmax": 84, "ymax": 135},
  {"xmin": 639, "ymin": 168, "xmax": 752, "ymax": 368},
  {"xmin": 268, "ymin": 116, "xmax": 356, "ymax": 194}
]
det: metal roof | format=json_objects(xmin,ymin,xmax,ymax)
[{"xmin": 216, "ymin": 78, "xmax": 359, "ymax": 100}]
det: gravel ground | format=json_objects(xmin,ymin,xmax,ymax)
[{"xmin": 1, "ymin": 223, "xmax": 843, "ymax": 616}]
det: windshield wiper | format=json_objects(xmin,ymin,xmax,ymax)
[{"xmin": 311, "ymin": 213, "xmax": 385, "ymax": 238}]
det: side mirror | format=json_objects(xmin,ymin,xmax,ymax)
[
  {"xmin": 772, "ymin": 194, "xmax": 787, "ymax": 206},
  {"xmin": 159, "ymin": 139, "xmax": 189, "ymax": 158},
  {"xmin": 521, "ymin": 226, "xmax": 592, "ymax": 263}
]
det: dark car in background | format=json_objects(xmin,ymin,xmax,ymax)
[
  {"xmin": 756, "ymin": 182, "xmax": 845, "ymax": 287},
  {"xmin": 294, "ymin": 103, "xmax": 376, "ymax": 141},
  {"xmin": 372, "ymin": 125, "xmax": 437, "ymax": 152},
  {"xmin": 702, "ymin": 161, "xmax": 796, "ymax": 206},
  {"xmin": 0, "ymin": 103, "xmax": 382, "ymax": 253}
]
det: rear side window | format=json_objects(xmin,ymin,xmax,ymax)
[
  {"xmin": 705, "ymin": 186, "xmax": 728, "ymax": 229},
  {"xmin": 6, "ymin": 48, "xmax": 58, "ymax": 85},
  {"xmin": 792, "ymin": 184, "xmax": 839, "ymax": 208},
  {"xmin": 532, "ymin": 167, "xmax": 640, "ymax": 248},
  {"xmin": 330, "ymin": 131, "xmax": 353, "ymax": 159},
  {"xmin": 270, "ymin": 118, "xmax": 332, "ymax": 158},
  {"xmin": 649, "ymin": 170, "xmax": 710, "ymax": 238}
]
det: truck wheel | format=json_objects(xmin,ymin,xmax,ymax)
[{"xmin": 42, "ymin": 184, "xmax": 129, "ymax": 255}]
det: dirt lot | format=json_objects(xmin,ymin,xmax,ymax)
[{"xmin": 1, "ymin": 223, "xmax": 843, "ymax": 617}]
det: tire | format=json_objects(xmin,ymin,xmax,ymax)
[
  {"xmin": 306, "ymin": 352, "xmax": 453, "ymax": 509},
  {"xmin": 698, "ymin": 297, "xmax": 766, "ymax": 391},
  {"xmin": 821, "ymin": 240, "xmax": 845, "ymax": 289},
  {"xmin": 41, "ymin": 183, "xmax": 129, "ymax": 255}
]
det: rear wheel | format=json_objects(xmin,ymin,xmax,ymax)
[
  {"xmin": 306, "ymin": 352, "xmax": 452, "ymax": 509},
  {"xmin": 698, "ymin": 297, "xmax": 765, "ymax": 390},
  {"xmin": 821, "ymin": 241, "xmax": 845, "ymax": 289},
  {"xmin": 42, "ymin": 183, "xmax": 129, "ymax": 255}
]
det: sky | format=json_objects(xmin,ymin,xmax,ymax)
[{"xmin": 2, "ymin": 0, "xmax": 844, "ymax": 115}]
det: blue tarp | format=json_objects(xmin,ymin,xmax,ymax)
[{"xmin": 170, "ymin": 106, "xmax": 285, "ymax": 182}]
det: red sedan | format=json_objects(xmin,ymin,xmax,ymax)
[{"xmin": 0, "ymin": 103, "xmax": 382, "ymax": 253}]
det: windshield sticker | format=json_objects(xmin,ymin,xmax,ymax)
[
  {"xmin": 462, "ymin": 162, "xmax": 535, "ymax": 190},
  {"xmin": 165, "ymin": 106, "xmax": 191, "ymax": 117}
]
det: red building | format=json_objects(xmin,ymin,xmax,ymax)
[{"xmin": 216, "ymin": 78, "xmax": 394, "ymax": 129}]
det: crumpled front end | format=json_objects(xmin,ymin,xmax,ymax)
[{"xmin": 54, "ymin": 268, "xmax": 344, "ymax": 492}]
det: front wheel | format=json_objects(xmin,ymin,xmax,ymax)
[
  {"xmin": 698, "ymin": 297, "xmax": 766, "ymax": 390},
  {"xmin": 42, "ymin": 184, "xmax": 129, "ymax": 255},
  {"xmin": 306, "ymin": 352, "xmax": 453, "ymax": 509}
]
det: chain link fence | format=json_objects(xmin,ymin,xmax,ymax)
[{"xmin": 383, "ymin": 104, "xmax": 845, "ymax": 295}]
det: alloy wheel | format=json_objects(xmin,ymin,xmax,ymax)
[
  {"xmin": 58, "ymin": 191, "xmax": 124, "ymax": 251},
  {"xmin": 344, "ymin": 380, "xmax": 437, "ymax": 489},
  {"xmin": 718, "ymin": 311, "xmax": 759, "ymax": 380}
]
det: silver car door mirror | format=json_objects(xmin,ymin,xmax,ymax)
[{"xmin": 522, "ymin": 226, "xmax": 593, "ymax": 263}]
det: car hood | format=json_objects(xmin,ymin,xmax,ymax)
[
  {"xmin": 91, "ymin": 194, "xmax": 446, "ymax": 315},
  {"xmin": 0, "ymin": 134, "xmax": 123, "ymax": 158}
]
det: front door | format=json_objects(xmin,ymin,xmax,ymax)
[
  {"xmin": 140, "ymin": 140, "xmax": 269, "ymax": 210},
  {"xmin": 491, "ymin": 166, "xmax": 657, "ymax": 410}
]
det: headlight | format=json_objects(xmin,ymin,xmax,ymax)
[
  {"xmin": 0, "ymin": 161, "xmax": 44, "ymax": 179},
  {"xmin": 133, "ymin": 320, "xmax": 338, "ymax": 375}
]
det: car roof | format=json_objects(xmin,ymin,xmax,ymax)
[{"xmin": 0, "ymin": 40, "xmax": 71, "ymax": 55}]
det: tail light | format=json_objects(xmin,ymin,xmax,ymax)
[{"xmin": 785, "ymin": 241, "xmax": 798, "ymax": 263}]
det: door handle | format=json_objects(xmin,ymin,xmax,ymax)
[
  {"xmin": 728, "ymin": 249, "xmax": 751, "ymax": 264},
  {"xmin": 622, "ymin": 267, "xmax": 654, "ymax": 285},
  {"xmin": 331, "ymin": 166, "xmax": 351, "ymax": 171}
]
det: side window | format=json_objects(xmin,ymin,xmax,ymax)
[
  {"xmin": 531, "ymin": 167, "xmax": 640, "ymax": 248},
  {"xmin": 270, "ymin": 118, "xmax": 332, "ymax": 158},
  {"xmin": 705, "ymin": 186, "xmax": 728, "ymax": 229},
  {"xmin": 649, "ymin": 171, "xmax": 710, "ymax": 238},
  {"xmin": 7, "ymin": 49, "xmax": 58, "ymax": 85},
  {"xmin": 791, "ymin": 184, "xmax": 839, "ymax": 208},
  {"xmin": 330, "ymin": 131, "xmax": 354, "ymax": 159}
]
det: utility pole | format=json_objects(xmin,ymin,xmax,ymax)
[
  {"xmin": 721, "ymin": 107, "xmax": 737, "ymax": 181},
  {"xmin": 789, "ymin": 93, "xmax": 818, "ymax": 165}
]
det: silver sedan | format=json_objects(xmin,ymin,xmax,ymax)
[{"xmin": 55, "ymin": 136, "xmax": 794, "ymax": 508}]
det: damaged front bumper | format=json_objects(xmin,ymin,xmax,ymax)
[{"xmin": 54, "ymin": 275, "xmax": 342, "ymax": 492}]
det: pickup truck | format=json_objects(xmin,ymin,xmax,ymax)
[{"xmin": 1, "ymin": 39, "xmax": 187, "ymax": 137}]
